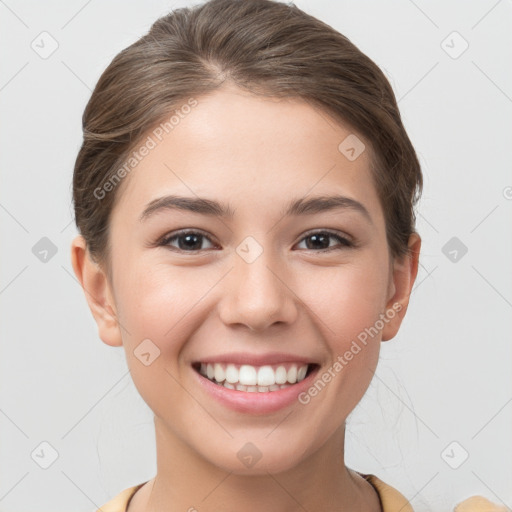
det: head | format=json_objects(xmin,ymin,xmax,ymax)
[{"xmin": 71, "ymin": 0, "xmax": 422, "ymax": 475}]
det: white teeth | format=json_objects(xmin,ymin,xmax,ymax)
[
  {"xmin": 287, "ymin": 366, "xmax": 298, "ymax": 384},
  {"xmin": 297, "ymin": 365, "xmax": 307, "ymax": 381},
  {"xmin": 225, "ymin": 364, "xmax": 239, "ymax": 383},
  {"xmin": 199, "ymin": 362, "xmax": 311, "ymax": 392},
  {"xmin": 257, "ymin": 365, "xmax": 275, "ymax": 387},
  {"xmin": 275, "ymin": 366, "xmax": 288, "ymax": 384},
  {"xmin": 239, "ymin": 365, "xmax": 258, "ymax": 386},
  {"xmin": 214, "ymin": 363, "xmax": 225, "ymax": 383}
]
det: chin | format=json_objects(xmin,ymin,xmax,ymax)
[{"xmin": 200, "ymin": 439, "xmax": 313, "ymax": 476}]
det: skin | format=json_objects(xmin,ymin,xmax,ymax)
[{"xmin": 71, "ymin": 82, "xmax": 420, "ymax": 512}]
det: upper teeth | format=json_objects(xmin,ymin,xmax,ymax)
[{"xmin": 200, "ymin": 362, "xmax": 309, "ymax": 388}]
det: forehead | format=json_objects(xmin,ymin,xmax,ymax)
[{"xmin": 111, "ymin": 84, "xmax": 384, "ymax": 226}]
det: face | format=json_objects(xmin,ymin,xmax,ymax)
[{"xmin": 72, "ymin": 83, "xmax": 419, "ymax": 475}]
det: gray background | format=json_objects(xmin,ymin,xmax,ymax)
[{"xmin": 0, "ymin": 0, "xmax": 511, "ymax": 511}]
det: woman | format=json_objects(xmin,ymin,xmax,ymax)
[{"xmin": 70, "ymin": 0, "xmax": 495, "ymax": 510}]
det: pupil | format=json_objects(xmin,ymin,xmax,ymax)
[
  {"xmin": 180, "ymin": 234, "xmax": 201, "ymax": 250},
  {"xmin": 308, "ymin": 233, "xmax": 328, "ymax": 250}
]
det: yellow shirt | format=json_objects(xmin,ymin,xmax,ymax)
[
  {"xmin": 96, "ymin": 473, "xmax": 414, "ymax": 512},
  {"xmin": 96, "ymin": 474, "xmax": 507, "ymax": 511}
]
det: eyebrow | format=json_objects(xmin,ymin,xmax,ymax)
[{"xmin": 139, "ymin": 194, "xmax": 373, "ymax": 224}]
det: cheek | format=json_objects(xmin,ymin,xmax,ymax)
[
  {"xmin": 115, "ymin": 258, "xmax": 200, "ymax": 340},
  {"xmin": 294, "ymin": 264, "xmax": 387, "ymax": 426},
  {"xmin": 115, "ymin": 248, "xmax": 390, "ymax": 348},
  {"xmin": 302, "ymin": 257, "xmax": 390, "ymax": 341},
  {"xmin": 300, "ymin": 258, "xmax": 387, "ymax": 397},
  {"xmin": 113, "ymin": 263, "xmax": 198, "ymax": 416}
]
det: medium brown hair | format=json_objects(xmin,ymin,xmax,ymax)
[{"xmin": 73, "ymin": 0, "xmax": 422, "ymax": 273}]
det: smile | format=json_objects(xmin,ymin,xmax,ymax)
[{"xmin": 193, "ymin": 362, "xmax": 317, "ymax": 392}]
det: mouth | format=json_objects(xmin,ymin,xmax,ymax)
[{"xmin": 192, "ymin": 361, "xmax": 320, "ymax": 393}]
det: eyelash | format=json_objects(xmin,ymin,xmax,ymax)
[{"xmin": 157, "ymin": 229, "xmax": 355, "ymax": 253}]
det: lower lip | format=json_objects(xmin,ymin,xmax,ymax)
[{"xmin": 192, "ymin": 365, "xmax": 320, "ymax": 414}]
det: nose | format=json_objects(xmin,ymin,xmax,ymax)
[{"xmin": 218, "ymin": 249, "xmax": 298, "ymax": 332}]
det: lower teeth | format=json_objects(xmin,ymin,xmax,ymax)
[
  {"xmin": 202, "ymin": 377, "xmax": 295, "ymax": 392},
  {"xmin": 211, "ymin": 381, "xmax": 292, "ymax": 392}
]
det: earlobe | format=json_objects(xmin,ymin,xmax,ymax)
[
  {"xmin": 381, "ymin": 233, "xmax": 421, "ymax": 342},
  {"xmin": 70, "ymin": 235, "xmax": 123, "ymax": 347}
]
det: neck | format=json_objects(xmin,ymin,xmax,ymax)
[{"xmin": 132, "ymin": 417, "xmax": 380, "ymax": 512}]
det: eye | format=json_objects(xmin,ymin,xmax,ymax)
[
  {"xmin": 295, "ymin": 230, "xmax": 354, "ymax": 252},
  {"xmin": 157, "ymin": 229, "xmax": 354, "ymax": 253},
  {"xmin": 159, "ymin": 230, "xmax": 217, "ymax": 252}
]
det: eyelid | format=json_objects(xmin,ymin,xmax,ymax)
[
  {"xmin": 158, "ymin": 228, "xmax": 219, "ymax": 249},
  {"xmin": 157, "ymin": 228, "xmax": 355, "ymax": 252},
  {"xmin": 299, "ymin": 228, "xmax": 354, "ymax": 245}
]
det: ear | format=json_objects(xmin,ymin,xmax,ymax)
[
  {"xmin": 70, "ymin": 235, "xmax": 123, "ymax": 347},
  {"xmin": 381, "ymin": 233, "xmax": 421, "ymax": 342}
]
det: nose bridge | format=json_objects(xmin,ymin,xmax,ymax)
[{"xmin": 219, "ymin": 238, "xmax": 296, "ymax": 331}]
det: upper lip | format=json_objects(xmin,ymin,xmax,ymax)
[{"xmin": 192, "ymin": 352, "xmax": 319, "ymax": 366}]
